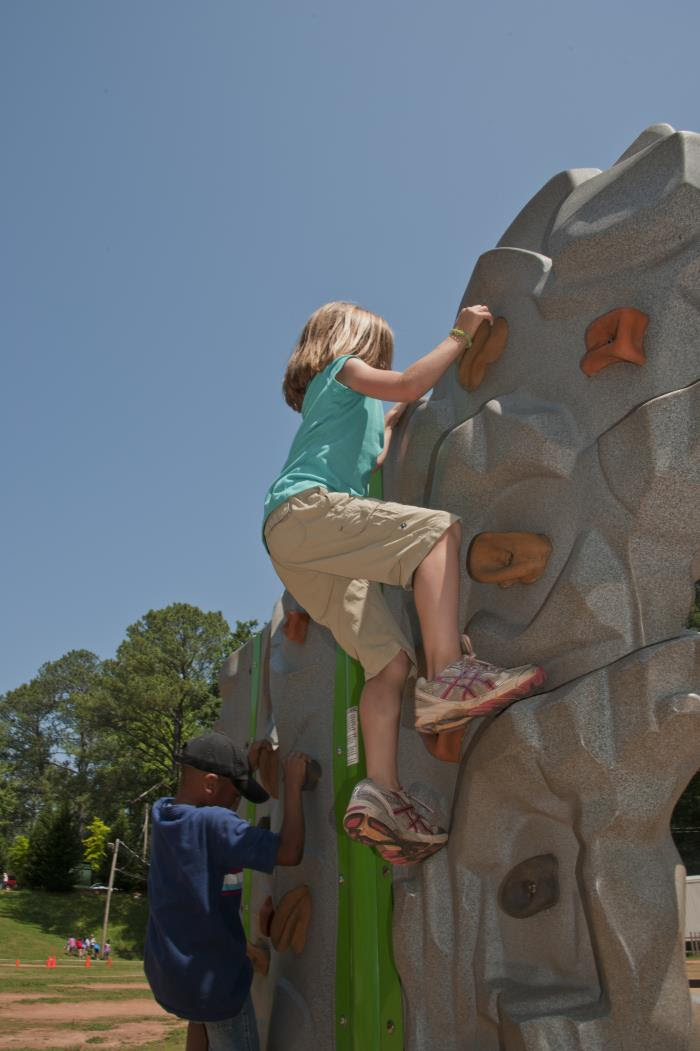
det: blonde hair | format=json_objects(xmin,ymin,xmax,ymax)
[{"xmin": 283, "ymin": 301, "xmax": 394, "ymax": 412}]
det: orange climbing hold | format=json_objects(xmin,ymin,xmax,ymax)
[
  {"xmin": 420, "ymin": 726, "xmax": 465, "ymax": 764},
  {"xmin": 468, "ymin": 532, "xmax": 552, "ymax": 588},
  {"xmin": 458, "ymin": 317, "xmax": 508, "ymax": 391},
  {"xmin": 270, "ymin": 886, "xmax": 312, "ymax": 954},
  {"xmin": 283, "ymin": 610, "xmax": 310, "ymax": 644},
  {"xmin": 581, "ymin": 307, "xmax": 649, "ymax": 376},
  {"xmin": 246, "ymin": 941, "xmax": 271, "ymax": 976}
]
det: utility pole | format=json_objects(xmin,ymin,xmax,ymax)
[
  {"xmin": 142, "ymin": 804, "xmax": 149, "ymax": 861},
  {"xmin": 100, "ymin": 839, "xmax": 120, "ymax": 960}
]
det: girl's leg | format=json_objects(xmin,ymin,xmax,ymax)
[
  {"xmin": 413, "ymin": 520, "xmax": 462, "ymax": 678},
  {"xmin": 359, "ymin": 649, "xmax": 411, "ymax": 792}
]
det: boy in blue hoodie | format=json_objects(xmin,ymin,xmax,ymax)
[{"xmin": 145, "ymin": 731, "xmax": 308, "ymax": 1051}]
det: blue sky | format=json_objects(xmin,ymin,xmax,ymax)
[{"xmin": 2, "ymin": 0, "xmax": 699, "ymax": 693}]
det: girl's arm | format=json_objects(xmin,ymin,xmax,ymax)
[{"xmin": 339, "ymin": 304, "xmax": 492, "ymax": 402}]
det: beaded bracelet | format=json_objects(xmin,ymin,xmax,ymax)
[{"xmin": 449, "ymin": 327, "xmax": 472, "ymax": 348}]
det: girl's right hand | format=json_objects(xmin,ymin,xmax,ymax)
[{"xmin": 454, "ymin": 304, "xmax": 493, "ymax": 338}]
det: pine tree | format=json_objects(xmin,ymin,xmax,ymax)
[{"xmin": 26, "ymin": 804, "xmax": 82, "ymax": 891}]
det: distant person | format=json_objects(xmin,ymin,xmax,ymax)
[
  {"xmin": 67, "ymin": 936, "xmax": 76, "ymax": 956},
  {"xmin": 103, "ymin": 941, "xmax": 111, "ymax": 960},
  {"xmin": 76, "ymin": 938, "xmax": 83, "ymax": 958},
  {"xmin": 92, "ymin": 939, "xmax": 100, "ymax": 959},
  {"xmin": 145, "ymin": 731, "xmax": 310, "ymax": 1051},
  {"xmin": 2, "ymin": 871, "xmax": 8, "ymax": 891}
]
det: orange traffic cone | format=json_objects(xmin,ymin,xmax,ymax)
[
  {"xmin": 15, "ymin": 959, "xmax": 20, "ymax": 968},
  {"xmin": 107, "ymin": 958, "xmax": 113, "ymax": 968},
  {"xmin": 85, "ymin": 956, "xmax": 91, "ymax": 968}
]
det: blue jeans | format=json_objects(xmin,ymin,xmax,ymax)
[{"xmin": 204, "ymin": 994, "xmax": 260, "ymax": 1051}]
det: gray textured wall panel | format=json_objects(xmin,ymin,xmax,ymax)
[
  {"xmin": 218, "ymin": 124, "xmax": 700, "ymax": 1049},
  {"xmin": 393, "ymin": 638, "xmax": 700, "ymax": 1050}
]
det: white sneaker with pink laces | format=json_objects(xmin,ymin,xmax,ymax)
[
  {"xmin": 343, "ymin": 779, "xmax": 448, "ymax": 865},
  {"xmin": 414, "ymin": 639, "xmax": 545, "ymax": 734}
]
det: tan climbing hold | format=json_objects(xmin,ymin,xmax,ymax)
[
  {"xmin": 458, "ymin": 317, "xmax": 508, "ymax": 391},
  {"xmin": 468, "ymin": 532, "xmax": 552, "ymax": 587},
  {"xmin": 283, "ymin": 609, "xmax": 310, "ymax": 643},
  {"xmin": 581, "ymin": 307, "xmax": 649, "ymax": 376},
  {"xmin": 270, "ymin": 886, "xmax": 312, "ymax": 954},
  {"xmin": 420, "ymin": 726, "xmax": 465, "ymax": 764},
  {"xmin": 246, "ymin": 941, "xmax": 270, "ymax": 976}
]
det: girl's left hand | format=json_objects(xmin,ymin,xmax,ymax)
[{"xmin": 384, "ymin": 401, "xmax": 410, "ymax": 428}]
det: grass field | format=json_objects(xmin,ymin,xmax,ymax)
[
  {"xmin": 0, "ymin": 888, "xmax": 148, "ymax": 961},
  {"xmin": 0, "ymin": 890, "xmax": 185, "ymax": 1050}
]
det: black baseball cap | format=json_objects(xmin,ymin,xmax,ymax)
[{"xmin": 177, "ymin": 731, "xmax": 269, "ymax": 805}]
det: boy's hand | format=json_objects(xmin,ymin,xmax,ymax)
[
  {"xmin": 455, "ymin": 304, "xmax": 493, "ymax": 338},
  {"xmin": 282, "ymin": 751, "xmax": 310, "ymax": 791}
]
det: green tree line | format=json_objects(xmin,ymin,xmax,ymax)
[
  {"xmin": 1, "ymin": 594, "xmax": 698, "ymax": 887},
  {"xmin": 0, "ymin": 603, "xmax": 256, "ymax": 890}
]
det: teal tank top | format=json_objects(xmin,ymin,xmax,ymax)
[{"xmin": 263, "ymin": 354, "xmax": 385, "ymax": 530}]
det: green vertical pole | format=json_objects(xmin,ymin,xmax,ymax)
[
  {"xmin": 242, "ymin": 631, "xmax": 262, "ymax": 938},
  {"xmin": 333, "ymin": 471, "xmax": 404, "ymax": 1050}
]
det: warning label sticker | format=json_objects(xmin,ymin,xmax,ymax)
[{"xmin": 346, "ymin": 706, "xmax": 359, "ymax": 766}]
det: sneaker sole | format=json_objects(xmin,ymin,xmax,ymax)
[
  {"xmin": 415, "ymin": 665, "xmax": 546, "ymax": 735},
  {"xmin": 343, "ymin": 808, "xmax": 446, "ymax": 865}
]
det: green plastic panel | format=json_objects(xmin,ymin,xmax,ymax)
[
  {"xmin": 333, "ymin": 469, "xmax": 404, "ymax": 1050},
  {"xmin": 242, "ymin": 631, "xmax": 262, "ymax": 938}
]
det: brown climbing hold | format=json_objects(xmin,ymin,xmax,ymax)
[
  {"xmin": 270, "ymin": 886, "xmax": 312, "ymax": 954},
  {"xmin": 258, "ymin": 746, "xmax": 280, "ymax": 799},
  {"xmin": 468, "ymin": 532, "xmax": 552, "ymax": 588},
  {"xmin": 458, "ymin": 317, "xmax": 508, "ymax": 392},
  {"xmin": 246, "ymin": 941, "xmax": 270, "ymax": 976},
  {"xmin": 283, "ymin": 609, "xmax": 310, "ymax": 643},
  {"xmin": 248, "ymin": 738, "xmax": 271, "ymax": 772},
  {"xmin": 302, "ymin": 757, "xmax": 321, "ymax": 791},
  {"xmin": 498, "ymin": 854, "xmax": 559, "ymax": 918},
  {"xmin": 581, "ymin": 307, "xmax": 649, "ymax": 376},
  {"xmin": 420, "ymin": 727, "xmax": 465, "ymax": 763},
  {"xmin": 259, "ymin": 895, "xmax": 275, "ymax": 938}
]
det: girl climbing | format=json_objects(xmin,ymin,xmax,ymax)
[{"xmin": 263, "ymin": 302, "xmax": 545, "ymax": 864}]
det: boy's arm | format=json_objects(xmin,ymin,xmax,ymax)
[
  {"xmin": 339, "ymin": 304, "xmax": 493, "ymax": 403},
  {"xmin": 276, "ymin": 752, "xmax": 307, "ymax": 866}
]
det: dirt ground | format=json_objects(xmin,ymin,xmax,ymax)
[
  {"xmin": 0, "ymin": 984, "xmax": 151, "ymax": 1000},
  {"xmin": 0, "ymin": 998, "xmax": 168, "ymax": 1022},
  {"xmin": 0, "ymin": 1021, "xmax": 175, "ymax": 1049},
  {"xmin": 0, "ymin": 987, "xmax": 183, "ymax": 1050}
]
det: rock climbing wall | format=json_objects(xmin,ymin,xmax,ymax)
[{"xmin": 219, "ymin": 124, "xmax": 700, "ymax": 1050}]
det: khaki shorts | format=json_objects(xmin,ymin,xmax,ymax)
[{"xmin": 264, "ymin": 487, "xmax": 459, "ymax": 680}]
